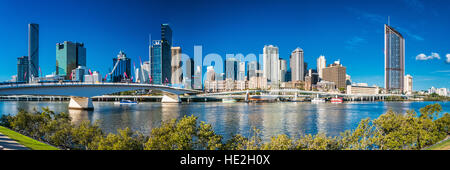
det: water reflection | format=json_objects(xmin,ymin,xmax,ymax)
[{"xmin": 0, "ymin": 101, "xmax": 448, "ymax": 142}]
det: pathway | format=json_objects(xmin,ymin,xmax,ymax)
[{"xmin": 0, "ymin": 132, "xmax": 29, "ymax": 150}]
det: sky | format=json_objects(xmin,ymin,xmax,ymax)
[{"xmin": 0, "ymin": 0, "xmax": 449, "ymax": 90}]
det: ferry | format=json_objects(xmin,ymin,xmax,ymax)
[
  {"xmin": 311, "ymin": 94, "xmax": 325, "ymax": 103},
  {"xmin": 114, "ymin": 99, "xmax": 138, "ymax": 105},
  {"xmin": 222, "ymin": 98, "xmax": 237, "ymax": 103},
  {"xmin": 331, "ymin": 97, "xmax": 343, "ymax": 104}
]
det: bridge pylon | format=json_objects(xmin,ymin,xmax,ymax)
[
  {"xmin": 161, "ymin": 93, "xmax": 181, "ymax": 103},
  {"xmin": 68, "ymin": 96, "xmax": 94, "ymax": 110}
]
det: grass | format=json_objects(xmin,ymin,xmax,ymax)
[
  {"xmin": 426, "ymin": 137, "xmax": 450, "ymax": 150},
  {"xmin": 0, "ymin": 126, "xmax": 59, "ymax": 150}
]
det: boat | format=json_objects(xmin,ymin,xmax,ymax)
[
  {"xmin": 311, "ymin": 94, "xmax": 325, "ymax": 103},
  {"xmin": 114, "ymin": 99, "xmax": 138, "ymax": 105},
  {"xmin": 331, "ymin": 96, "xmax": 343, "ymax": 104},
  {"xmin": 222, "ymin": 98, "xmax": 237, "ymax": 103}
]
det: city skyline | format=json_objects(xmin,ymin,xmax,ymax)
[{"xmin": 1, "ymin": 0, "xmax": 449, "ymax": 90}]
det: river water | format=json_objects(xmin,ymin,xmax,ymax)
[{"xmin": 0, "ymin": 101, "xmax": 448, "ymax": 141}]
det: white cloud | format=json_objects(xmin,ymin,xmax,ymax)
[
  {"xmin": 446, "ymin": 54, "xmax": 450, "ymax": 63},
  {"xmin": 416, "ymin": 53, "xmax": 440, "ymax": 60}
]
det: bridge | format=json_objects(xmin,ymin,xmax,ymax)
[{"xmin": 0, "ymin": 82, "xmax": 201, "ymax": 110}]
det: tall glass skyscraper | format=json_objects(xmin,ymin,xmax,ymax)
[
  {"xmin": 150, "ymin": 24, "xmax": 172, "ymax": 84},
  {"xmin": 225, "ymin": 57, "xmax": 238, "ymax": 81},
  {"xmin": 384, "ymin": 24, "xmax": 405, "ymax": 93},
  {"xmin": 17, "ymin": 56, "xmax": 29, "ymax": 82},
  {"xmin": 28, "ymin": 23, "xmax": 39, "ymax": 80},
  {"xmin": 56, "ymin": 41, "xmax": 86, "ymax": 79},
  {"xmin": 111, "ymin": 51, "xmax": 131, "ymax": 82},
  {"xmin": 290, "ymin": 48, "xmax": 304, "ymax": 81}
]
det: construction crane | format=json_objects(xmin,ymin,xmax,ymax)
[{"xmin": 105, "ymin": 51, "xmax": 126, "ymax": 82}]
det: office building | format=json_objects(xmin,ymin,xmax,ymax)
[
  {"xmin": 56, "ymin": 41, "xmax": 86, "ymax": 79},
  {"xmin": 290, "ymin": 48, "xmax": 304, "ymax": 81},
  {"xmin": 385, "ymin": 24, "xmax": 405, "ymax": 93},
  {"xmin": 322, "ymin": 62, "xmax": 347, "ymax": 89},
  {"xmin": 184, "ymin": 58, "xmax": 194, "ymax": 89},
  {"xmin": 194, "ymin": 65, "xmax": 202, "ymax": 90},
  {"xmin": 247, "ymin": 61, "xmax": 258, "ymax": 80},
  {"xmin": 28, "ymin": 23, "xmax": 39, "ymax": 80},
  {"xmin": 263, "ymin": 45, "xmax": 279, "ymax": 83},
  {"xmin": 171, "ymin": 46, "xmax": 182, "ymax": 85},
  {"xmin": 279, "ymin": 59, "xmax": 287, "ymax": 82},
  {"xmin": 347, "ymin": 85, "xmax": 380, "ymax": 95},
  {"xmin": 404, "ymin": 74, "xmax": 413, "ymax": 95},
  {"xmin": 225, "ymin": 57, "xmax": 238, "ymax": 81},
  {"xmin": 111, "ymin": 51, "xmax": 131, "ymax": 82},
  {"xmin": 150, "ymin": 24, "xmax": 173, "ymax": 85},
  {"xmin": 317, "ymin": 55, "xmax": 326, "ymax": 79},
  {"xmin": 17, "ymin": 56, "xmax": 29, "ymax": 82}
]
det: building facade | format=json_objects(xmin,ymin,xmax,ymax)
[
  {"xmin": 150, "ymin": 24, "xmax": 173, "ymax": 85},
  {"xmin": 290, "ymin": 48, "xmax": 304, "ymax": 82},
  {"xmin": 225, "ymin": 57, "xmax": 238, "ymax": 81},
  {"xmin": 322, "ymin": 63, "xmax": 347, "ymax": 89},
  {"xmin": 56, "ymin": 41, "xmax": 86, "ymax": 79},
  {"xmin": 184, "ymin": 58, "xmax": 194, "ymax": 89},
  {"xmin": 346, "ymin": 85, "xmax": 380, "ymax": 95},
  {"xmin": 385, "ymin": 24, "xmax": 405, "ymax": 93}
]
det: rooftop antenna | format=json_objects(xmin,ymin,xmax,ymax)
[{"xmin": 388, "ymin": 16, "xmax": 390, "ymax": 26}]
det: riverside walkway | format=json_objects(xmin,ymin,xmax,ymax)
[{"xmin": 0, "ymin": 132, "xmax": 29, "ymax": 150}]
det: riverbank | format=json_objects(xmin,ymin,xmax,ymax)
[{"xmin": 0, "ymin": 126, "xmax": 58, "ymax": 150}]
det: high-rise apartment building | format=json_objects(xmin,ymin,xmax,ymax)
[
  {"xmin": 247, "ymin": 61, "xmax": 258, "ymax": 80},
  {"xmin": 56, "ymin": 41, "xmax": 86, "ymax": 79},
  {"xmin": 17, "ymin": 56, "xmax": 29, "ymax": 82},
  {"xmin": 322, "ymin": 62, "xmax": 347, "ymax": 89},
  {"xmin": 317, "ymin": 55, "xmax": 326, "ymax": 79},
  {"xmin": 385, "ymin": 24, "xmax": 405, "ymax": 93},
  {"xmin": 28, "ymin": 23, "xmax": 39, "ymax": 80},
  {"xmin": 194, "ymin": 65, "xmax": 202, "ymax": 90},
  {"xmin": 290, "ymin": 48, "xmax": 304, "ymax": 81},
  {"xmin": 263, "ymin": 45, "xmax": 279, "ymax": 84},
  {"xmin": 171, "ymin": 46, "xmax": 182, "ymax": 85}
]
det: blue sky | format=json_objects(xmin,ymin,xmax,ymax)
[{"xmin": 0, "ymin": 0, "xmax": 449, "ymax": 90}]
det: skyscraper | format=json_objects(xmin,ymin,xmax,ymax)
[
  {"xmin": 184, "ymin": 57, "xmax": 194, "ymax": 89},
  {"xmin": 17, "ymin": 56, "xmax": 29, "ymax": 82},
  {"xmin": 317, "ymin": 55, "xmax": 326, "ymax": 79},
  {"xmin": 263, "ymin": 45, "xmax": 279, "ymax": 84},
  {"xmin": 56, "ymin": 41, "xmax": 86, "ymax": 79},
  {"xmin": 225, "ymin": 57, "xmax": 238, "ymax": 81},
  {"xmin": 111, "ymin": 51, "xmax": 131, "ymax": 82},
  {"xmin": 150, "ymin": 24, "xmax": 173, "ymax": 84},
  {"xmin": 194, "ymin": 65, "xmax": 202, "ymax": 90},
  {"xmin": 279, "ymin": 59, "xmax": 287, "ymax": 82},
  {"xmin": 290, "ymin": 48, "xmax": 304, "ymax": 81},
  {"xmin": 247, "ymin": 61, "xmax": 258, "ymax": 80},
  {"xmin": 28, "ymin": 23, "xmax": 39, "ymax": 80},
  {"xmin": 238, "ymin": 61, "xmax": 246, "ymax": 81},
  {"xmin": 385, "ymin": 24, "xmax": 405, "ymax": 93},
  {"xmin": 171, "ymin": 46, "xmax": 182, "ymax": 85}
]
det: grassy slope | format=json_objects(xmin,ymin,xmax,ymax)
[
  {"xmin": 0, "ymin": 126, "xmax": 58, "ymax": 150},
  {"xmin": 426, "ymin": 137, "xmax": 450, "ymax": 150}
]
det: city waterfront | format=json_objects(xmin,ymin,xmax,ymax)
[{"xmin": 0, "ymin": 101, "xmax": 448, "ymax": 142}]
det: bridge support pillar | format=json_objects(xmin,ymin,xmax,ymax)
[
  {"xmin": 161, "ymin": 93, "xmax": 181, "ymax": 103},
  {"xmin": 69, "ymin": 97, "xmax": 94, "ymax": 110}
]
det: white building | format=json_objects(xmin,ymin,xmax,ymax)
[
  {"xmin": 84, "ymin": 71, "xmax": 102, "ymax": 83},
  {"xmin": 171, "ymin": 47, "xmax": 183, "ymax": 85},
  {"xmin": 404, "ymin": 74, "xmax": 413, "ymax": 95},
  {"xmin": 263, "ymin": 45, "xmax": 279, "ymax": 84},
  {"xmin": 290, "ymin": 48, "xmax": 304, "ymax": 81},
  {"xmin": 279, "ymin": 59, "xmax": 287, "ymax": 82},
  {"xmin": 238, "ymin": 61, "xmax": 246, "ymax": 81},
  {"xmin": 437, "ymin": 88, "xmax": 448, "ymax": 97},
  {"xmin": 317, "ymin": 55, "xmax": 326, "ymax": 79}
]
